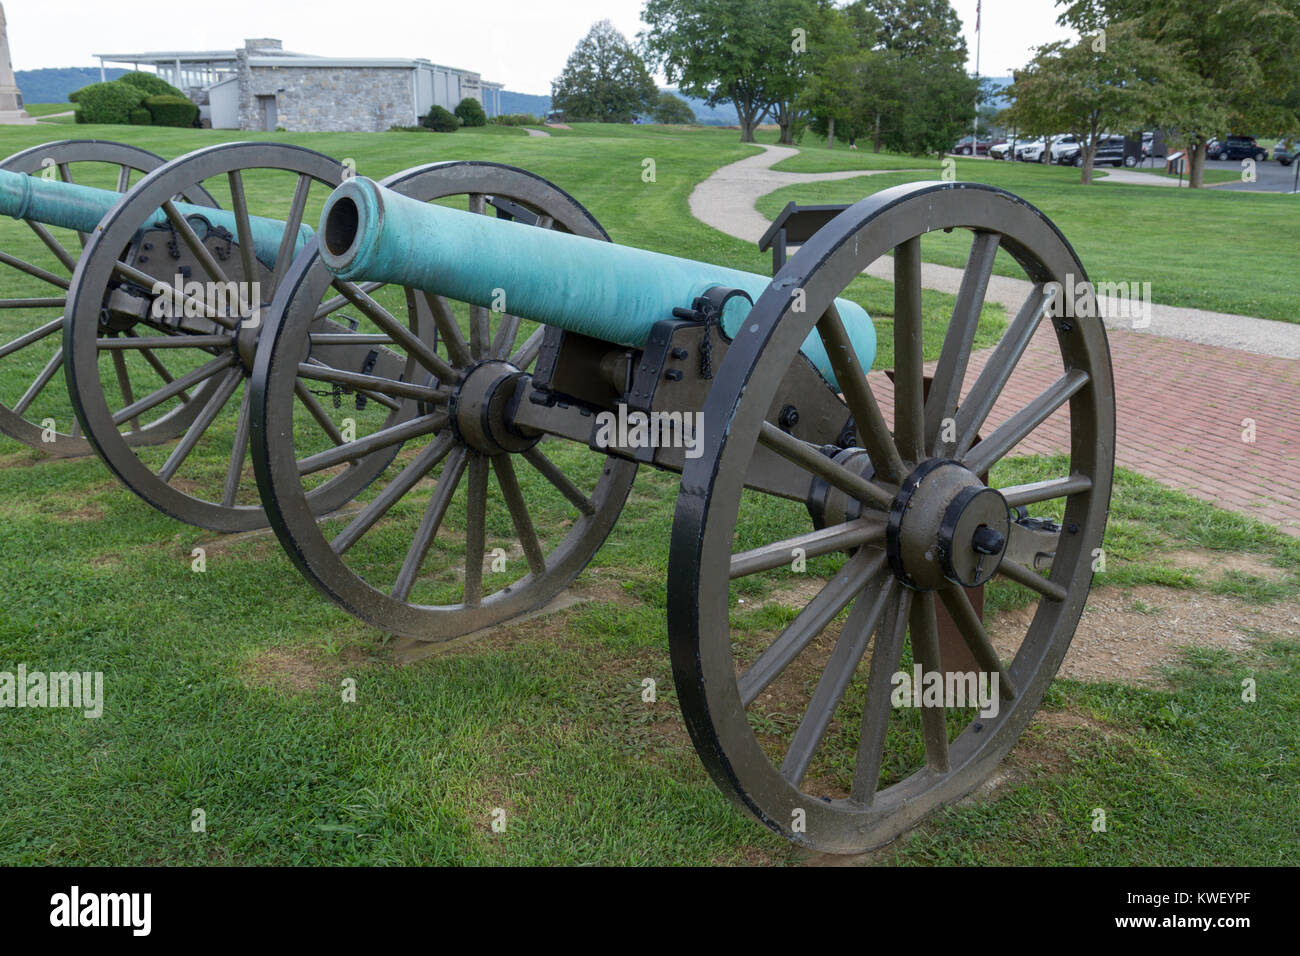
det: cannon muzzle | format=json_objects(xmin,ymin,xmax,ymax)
[
  {"xmin": 0, "ymin": 167, "xmax": 313, "ymax": 269},
  {"xmin": 318, "ymin": 176, "xmax": 876, "ymax": 387}
]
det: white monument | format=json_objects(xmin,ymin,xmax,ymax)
[{"xmin": 0, "ymin": 4, "xmax": 35, "ymax": 124}]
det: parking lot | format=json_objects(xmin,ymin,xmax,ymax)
[{"xmin": 1198, "ymin": 156, "xmax": 1298, "ymax": 192}]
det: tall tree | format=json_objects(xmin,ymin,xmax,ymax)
[
  {"xmin": 1007, "ymin": 22, "xmax": 1201, "ymax": 183},
  {"xmin": 551, "ymin": 21, "xmax": 658, "ymax": 124},
  {"xmin": 641, "ymin": 0, "xmax": 819, "ymax": 142},
  {"xmin": 1056, "ymin": 0, "xmax": 1300, "ymax": 186}
]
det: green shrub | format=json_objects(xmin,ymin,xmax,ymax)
[
  {"xmin": 144, "ymin": 94, "xmax": 198, "ymax": 128},
  {"xmin": 454, "ymin": 97, "xmax": 487, "ymax": 127},
  {"xmin": 128, "ymin": 107, "xmax": 152, "ymax": 125},
  {"xmin": 490, "ymin": 113, "xmax": 538, "ymax": 126},
  {"xmin": 70, "ymin": 81, "xmax": 144, "ymax": 124},
  {"xmin": 387, "ymin": 124, "xmax": 429, "ymax": 132},
  {"xmin": 420, "ymin": 105, "xmax": 460, "ymax": 132},
  {"xmin": 118, "ymin": 71, "xmax": 185, "ymax": 98}
]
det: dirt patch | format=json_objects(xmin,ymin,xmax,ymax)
[
  {"xmin": 50, "ymin": 503, "xmax": 106, "ymax": 522},
  {"xmin": 988, "ymin": 585, "xmax": 1300, "ymax": 686},
  {"xmin": 1163, "ymin": 548, "xmax": 1288, "ymax": 583},
  {"xmin": 240, "ymin": 643, "xmax": 368, "ymax": 693}
]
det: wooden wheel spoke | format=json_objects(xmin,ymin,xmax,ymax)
[
  {"xmin": 815, "ymin": 306, "xmax": 905, "ymax": 483},
  {"xmin": 522, "ymin": 445, "xmax": 594, "ymax": 516},
  {"xmin": 157, "ymin": 369, "xmax": 242, "ymax": 482},
  {"xmin": 937, "ymin": 585, "xmax": 1017, "ymax": 700},
  {"xmin": 850, "ymin": 589, "xmax": 913, "ymax": 803},
  {"xmin": 221, "ymin": 386, "xmax": 253, "ymax": 507},
  {"xmin": 893, "ymin": 236, "xmax": 925, "ymax": 463},
  {"xmin": 115, "ymin": 164, "xmax": 131, "ymax": 193},
  {"xmin": 758, "ymin": 421, "xmax": 893, "ymax": 511},
  {"xmin": 953, "ymin": 287, "xmax": 1048, "ymax": 457},
  {"xmin": 13, "ymin": 347, "xmax": 63, "ymax": 416},
  {"xmin": 509, "ymin": 327, "xmax": 545, "ymax": 370},
  {"xmin": 109, "ymin": 343, "xmax": 140, "ymax": 431},
  {"xmin": 295, "ymin": 360, "xmax": 444, "ymax": 405},
  {"xmin": 462, "ymin": 453, "xmax": 489, "ymax": 607},
  {"xmin": 782, "ymin": 578, "xmax": 895, "ymax": 786},
  {"xmin": 1000, "ymin": 473, "xmax": 1092, "ymax": 507},
  {"xmin": 97, "ymin": 333, "xmax": 230, "ymax": 350},
  {"xmin": 0, "ymin": 314, "xmax": 64, "ymax": 361},
  {"xmin": 333, "ymin": 433, "xmax": 456, "ymax": 555},
  {"xmin": 111, "ymin": 353, "xmax": 235, "ymax": 426},
  {"xmin": 269, "ymin": 173, "xmax": 312, "ymax": 296},
  {"xmin": 925, "ymin": 231, "xmax": 1000, "ymax": 455},
  {"xmin": 421, "ymin": 292, "xmax": 472, "ymax": 367},
  {"xmin": 294, "ymin": 380, "xmax": 346, "ymax": 446},
  {"xmin": 963, "ymin": 369, "xmax": 1089, "ymax": 477},
  {"xmin": 737, "ymin": 549, "xmax": 887, "ymax": 707},
  {"xmin": 729, "ymin": 515, "xmax": 886, "ymax": 579},
  {"xmin": 469, "ymin": 305, "xmax": 491, "ymax": 360},
  {"xmin": 226, "ymin": 169, "xmax": 260, "ymax": 300},
  {"xmin": 492, "ymin": 454, "xmax": 546, "ymax": 576},
  {"xmin": 998, "ymin": 558, "xmax": 1068, "ymax": 602},
  {"xmin": 296, "ymin": 412, "xmax": 446, "ymax": 476},
  {"xmin": 391, "ymin": 446, "xmax": 469, "ymax": 601},
  {"xmin": 26, "ymin": 220, "xmax": 78, "ymax": 273},
  {"xmin": 0, "ymin": 249, "xmax": 72, "ymax": 290},
  {"xmin": 162, "ymin": 199, "xmax": 235, "ymax": 291},
  {"xmin": 492, "ymin": 314, "xmax": 523, "ymax": 360},
  {"xmin": 315, "ymin": 281, "xmax": 383, "ymax": 320},
  {"xmin": 334, "ymin": 281, "xmax": 454, "ymax": 381},
  {"xmin": 908, "ymin": 593, "xmax": 951, "ymax": 774}
]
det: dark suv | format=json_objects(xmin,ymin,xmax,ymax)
[
  {"xmin": 1059, "ymin": 134, "xmax": 1133, "ymax": 168},
  {"xmin": 1207, "ymin": 136, "xmax": 1266, "ymax": 161}
]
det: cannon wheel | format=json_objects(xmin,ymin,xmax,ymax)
[
  {"xmin": 0, "ymin": 140, "xmax": 217, "ymax": 456},
  {"xmin": 669, "ymin": 182, "xmax": 1114, "ymax": 853},
  {"xmin": 250, "ymin": 161, "xmax": 639, "ymax": 640},
  {"xmin": 63, "ymin": 142, "xmax": 406, "ymax": 532}
]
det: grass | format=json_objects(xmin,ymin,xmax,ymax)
[
  {"xmin": 22, "ymin": 102, "xmax": 73, "ymax": 118},
  {"xmin": 0, "ymin": 121, "xmax": 1294, "ymax": 865}
]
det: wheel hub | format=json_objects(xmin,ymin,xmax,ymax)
[
  {"xmin": 449, "ymin": 359, "xmax": 539, "ymax": 455},
  {"xmin": 886, "ymin": 458, "xmax": 1009, "ymax": 590}
]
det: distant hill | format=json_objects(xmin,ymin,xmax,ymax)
[
  {"xmin": 499, "ymin": 90, "xmax": 552, "ymax": 118},
  {"xmin": 16, "ymin": 67, "xmax": 127, "ymax": 104}
]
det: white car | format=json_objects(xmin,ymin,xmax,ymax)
[
  {"xmin": 1049, "ymin": 134, "xmax": 1082, "ymax": 163},
  {"xmin": 1015, "ymin": 139, "xmax": 1047, "ymax": 162}
]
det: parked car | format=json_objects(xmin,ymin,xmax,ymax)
[
  {"xmin": 1049, "ymin": 134, "xmax": 1083, "ymax": 163},
  {"xmin": 1206, "ymin": 136, "xmax": 1267, "ymax": 161},
  {"xmin": 989, "ymin": 140, "xmax": 1014, "ymax": 160},
  {"xmin": 1274, "ymin": 140, "xmax": 1295, "ymax": 166},
  {"xmin": 1058, "ymin": 134, "xmax": 1135, "ymax": 168},
  {"xmin": 951, "ymin": 136, "xmax": 991, "ymax": 156},
  {"xmin": 1015, "ymin": 138, "xmax": 1047, "ymax": 162}
]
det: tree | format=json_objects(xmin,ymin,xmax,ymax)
[
  {"xmin": 651, "ymin": 90, "xmax": 696, "ymax": 124},
  {"xmin": 641, "ymin": 0, "xmax": 819, "ymax": 143},
  {"xmin": 1056, "ymin": 0, "xmax": 1300, "ymax": 187},
  {"xmin": 454, "ymin": 97, "xmax": 487, "ymax": 127},
  {"xmin": 1007, "ymin": 22, "xmax": 1197, "ymax": 183},
  {"xmin": 552, "ymin": 21, "xmax": 658, "ymax": 124}
]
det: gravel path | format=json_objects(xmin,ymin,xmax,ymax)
[{"xmin": 690, "ymin": 144, "xmax": 1300, "ymax": 358}]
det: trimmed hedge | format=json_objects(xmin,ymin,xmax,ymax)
[
  {"xmin": 491, "ymin": 113, "xmax": 539, "ymax": 126},
  {"xmin": 420, "ymin": 105, "xmax": 460, "ymax": 132},
  {"xmin": 71, "ymin": 81, "xmax": 144, "ymax": 124},
  {"xmin": 118, "ymin": 71, "xmax": 185, "ymax": 98},
  {"xmin": 454, "ymin": 97, "xmax": 487, "ymax": 127},
  {"xmin": 144, "ymin": 94, "xmax": 198, "ymax": 128},
  {"xmin": 128, "ymin": 107, "xmax": 152, "ymax": 125}
]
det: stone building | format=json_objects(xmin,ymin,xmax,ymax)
[{"xmin": 95, "ymin": 38, "xmax": 500, "ymax": 132}]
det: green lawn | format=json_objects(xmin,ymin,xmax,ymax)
[
  {"xmin": 757, "ymin": 159, "xmax": 1300, "ymax": 322},
  {"xmin": 0, "ymin": 121, "xmax": 1295, "ymax": 865},
  {"xmin": 21, "ymin": 102, "xmax": 73, "ymax": 118}
]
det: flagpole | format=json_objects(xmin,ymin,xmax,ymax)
[{"xmin": 972, "ymin": 0, "xmax": 982, "ymax": 155}]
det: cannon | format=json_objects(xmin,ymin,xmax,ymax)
[
  {"xmin": 248, "ymin": 162, "xmax": 1115, "ymax": 853},
  {"xmin": 0, "ymin": 141, "xmax": 423, "ymax": 531}
]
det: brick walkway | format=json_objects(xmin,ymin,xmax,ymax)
[{"xmin": 871, "ymin": 324, "xmax": 1300, "ymax": 535}]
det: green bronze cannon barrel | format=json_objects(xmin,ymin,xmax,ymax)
[
  {"xmin": 318, "ymin": 176, "xmax": 876, "ymax": 386},
  {"xmin": 0, "ymin": 167, "xmax": 313, "ymax": 269}
]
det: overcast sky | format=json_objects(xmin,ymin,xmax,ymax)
[{"xmin": 7, "ymin": 0, "xmax": 1078, "ymax": 94}]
